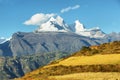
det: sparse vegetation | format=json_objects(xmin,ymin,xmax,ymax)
[
  {"xmin": 73, "ymin": 41, "xmax": 120, "ymax": 56},
  {"xmin": 15, "ymin": 41, "xmax": 120, "ymax": 80}
]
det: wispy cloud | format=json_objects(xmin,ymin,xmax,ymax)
[{"xmin": 61, "ymin": 5, "xmax": 80, "ymax": 13}]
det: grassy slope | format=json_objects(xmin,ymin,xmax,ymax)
[
  {"xmin": 16, "ymin": 53, "xmax": 120, "ymax": 80},
  {"xmin": 46, "ymin": 54, "xmax": 120, "ymax": 67},
  {"xmin": 15, "ymin": 41, "xmax": 120, "ymax": 80}
]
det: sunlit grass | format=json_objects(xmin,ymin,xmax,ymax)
[
  {"xmin": 46, "ymin": 54, "xmax": 120, "ymax": 67},
  {"xmin": 15, "ymin": 54, "xmax": 120, "ymax": 80}
]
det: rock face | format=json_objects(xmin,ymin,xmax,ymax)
[
  {"xmin": 0, "ymin": 32, "xmax": 108, "ymax": 57},
  {"xmin": 0, "ymin": 52, "xmax": 68, "ymax": 80},
  {"xmin": 0, "ymin": 31, "xmax": 120, "ymax": 57}
]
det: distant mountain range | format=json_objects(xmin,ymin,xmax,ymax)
[
  {"xmin": 1, "ymin": 31, "xmax": 120, "ymax": 57},
  {"xmin": 35, "ymin": 16, "xmax": 105, "ymax": 38},
  {"xmin": 0, "ymin": 16, "xmax": 119, "ymax": 57},
  {"xmin": 0, "ymin": 32, "xmax": 107, "ymax": 56},
  {"xmin": 0, "ymin": 16, "xmax": 120, "ymax": 80}
]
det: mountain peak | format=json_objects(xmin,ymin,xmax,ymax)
[
  {"xmin": 56, "ymin": 16, "xmax": 64, "ymax": 22},
  {"xmin": 35, "ymin": 16, "xmax": 69, "ymax": 32},
  {"xmin": 35, "ymin": 16, "xmax": 105, "ymax": 38},
  {"xmin": 49, "ymin": 17, "xmax": 56, "ymax": 22},
  {"xmin": 75, "ymin": 20, "xmax": 85, "ymax": 32},
  {"xmin": 72, "ymin": 20, "xmax": 105, "ymax": 38},
  {"xmin": 0, "ymin": 37, "xmax": 11, "ymax": 44}
]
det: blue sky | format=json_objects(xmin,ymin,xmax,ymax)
[{"xmin": 0, "ymin": 0, "xmax": 120, "ymax": 38}]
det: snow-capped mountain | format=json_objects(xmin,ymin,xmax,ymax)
[
  {"xmin": 0, "ymin": 37, "xmax": 11, "ymax": 44},
  {"xmin": 35, "ymin": 16, "xmax": 105, "ymax": 38},
  {"xmin": 35, "ymin": 16, "xmax": 69, "ymax": 32},
  {"xmin": 75, "ymin": 20, "xmax": 85, "ymax": 32},
  {"xmin": 74, "ymin": 20, "xmax": 105, "ymax": 38},
  {"xmin": 0, "ymin": 37, "xmax": 6, "ymax": 44}
]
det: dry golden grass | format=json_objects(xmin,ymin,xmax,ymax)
[
  {"xmin": 15, "ymin": 41, "xmax": 120, "ymax": 80},
  {"xmin": 45, "ymin": 54, "xmax": 120, "ymax": 67},
  {"xmin": 15, "ymin": 54, "xmax": 120, "ymax": 80},
  {"xmin": 49, "ymin": 72, "xmax": 120, "ymax": 80}
]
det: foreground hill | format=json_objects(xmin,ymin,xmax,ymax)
[{"xmin": 16, "ymin": 41, "xmax": 120, "ymax": 80}]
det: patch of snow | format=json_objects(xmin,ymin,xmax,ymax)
[
  {"xmin": 75, "ymin": 20, "xmax": 85, "ymax": 32},
  {"xmin": 0, "ymin": 37, "xmax": 11, "ymax": 44}
]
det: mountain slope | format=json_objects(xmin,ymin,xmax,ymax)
[
  {"xmin": 0, "ymin": 32, "xmax": 108, "ymax": 57},
  {"xmin": 0, "ymin": 32, "xmax": 119, "ymax": 80},
  {"xmin": 0, "ymin": 16, "xmax": 120, "ymax": 57},
  {"xmin": 0, "ymin": 37, "xmax": 6, "ymax": 44},
  {"xmin": 16, "ymin": 41, "xmax": 120, "ymax": 80},
  {"xmin": 0, "ymin": 52, "xmax": 68, "ymax": 80}
]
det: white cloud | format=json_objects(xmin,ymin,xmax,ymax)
[
  {"xmin": 24, "ymin": 13, "xmax": 56, "ymax": 26},
  {"xmin": 61, "ymin": 5, "xmax": 80, "ymax": 13}
]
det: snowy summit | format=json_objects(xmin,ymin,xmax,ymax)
[
  {"xmin": 35, "ymin": 16, "xmax": 69, "ymax": 32},
  {"xmin": 74, "ymin": 20, "xmax": 105, "ymax": 38},
  {"xmin": 35, "ymin": 16, "xmax": 105, "ymax": 38}
]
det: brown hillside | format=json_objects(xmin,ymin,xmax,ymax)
[
  {"xmin": 73, "ymin": 41, "xmax": 120, "ymax": 56},
  {"xmin": 15, "ymin": 41, "xmax": 120, "ymax": 80}
]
